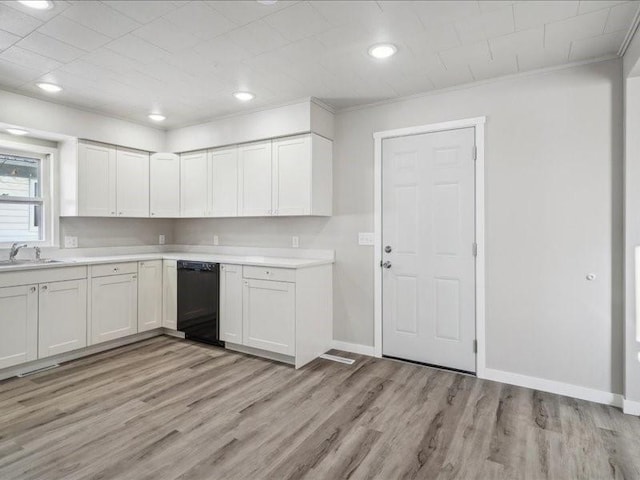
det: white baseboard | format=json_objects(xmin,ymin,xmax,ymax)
[
  {"xmin": 331, "ymin": 340, "xmax": 375, "ymax": 356},
  {"xmin": 623, "ymin": 398, "xmax": 640, "ymax": 416},
  {"xmin": 481, "ymin": 367, "xmax": 623, "ymax": 408}
]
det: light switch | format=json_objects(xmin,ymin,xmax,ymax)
[
  {"xmin": 158, "ymin": 234, "xmax": 165, "ymax": 245},
  {"xmin": 213, "ymin": 235, "xmax": 219, "ymax": 246},
  {"xmin": 292, "ymin": 236, "xmax": 299, "ymax": 248},
  {"xmin": 358, "ymin": 232, "xmax": 375, "ymax": 246}
]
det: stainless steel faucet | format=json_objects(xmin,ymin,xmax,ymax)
[
  {"xmin": 9, "ymin": 243, "xmax": 27, "ymax": 262},
  {"xmin": 34, "ymin": 246, "xmax": 41, "ymax": 261}
]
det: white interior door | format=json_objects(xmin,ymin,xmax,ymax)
[{"xmin": 382, "ymin": 127, "xmax": 476, "ymax": 372}]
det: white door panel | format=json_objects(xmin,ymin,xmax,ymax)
[
  {"xmin": 0, "ymin": 285, "xmax": 37, "ymax": 369},
  {"xmin": 138, "ymin": 260, "xmax": 162, "ymax": 332},
  {"xmin": 238, "ymin": 141, "xmax": 272, "ymax": 217},
  {"xmin": 180, "ymin": 151, "xmax": 209, "ymax": 217},
  {"xmin": 116, "ymin": 149, "xmax": 149, "ymax": 217},
  {"xmin": 38, "ymin": 279, "xmax": 87, "ymax": 358},
  {"xmin": 382, "ymin": 127, "xmax": 476, "ymax": 372},
  {"xmin": 210, "ymin": 147, "xmax": 239, "ymax": 217},
  {"xmin": 78, "ymin": 143, "xmax": 116, "ymax": 217},
  {"xmin": 150, "ymin": 153, "xmax": 180, "ymax": 217}
]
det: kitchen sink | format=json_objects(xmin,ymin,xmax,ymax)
[{"xmin": 0, "ymin": 259, "xmax": 63, "ymax": 267}]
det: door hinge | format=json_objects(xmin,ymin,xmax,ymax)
[
  {"xmin": 473, "ymin": 340, "xmax": 477, "ymax": 353},
  {"xmin": 472, "ymin": 145, "xmax": 477, "ymax": 161},
  {"xmin": 472, "ymin": 242, "xmax": 478, "ymax": 257}
]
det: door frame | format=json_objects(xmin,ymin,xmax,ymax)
[{"xmin": 373, "ymin": 116, "xmax": 486, "ymax": 376}]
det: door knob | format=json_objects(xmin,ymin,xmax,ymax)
[
  {"xmin": 384, "ymin": 245, "xmax": 392, "ymax": 253},
  {"xmin": 382, "ymin": 261, "xmax": 392, "ymax": 269}
]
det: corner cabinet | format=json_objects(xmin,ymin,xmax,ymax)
[
  {"xmin": 150, "ymin": 153, "xmax": 180, "ymax": 217},
  {"xmin": 180, "ymin": 151, "xmax": 210, "ymax": 217}
]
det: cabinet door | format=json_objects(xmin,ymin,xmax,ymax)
[
  {"xmin": 150, "ymin": 153, "xmax": 180, "ymax": 217},
  {"xmin": 0, "ymin": 285, "xmax": 37, "ymax": 369},
  {"xmin": 180, "ymin": 151, "xmax": 209, "ymax": 217},
  {"xmin": 272, "ymin": 135, "xmax": 311, "ymax": 216},
  {"xmin": 138, "ymin": 260, "xmax": 162, "ymax": 332},
  {"xmin": 238, "ymin": 141, "xmax": 272, "ymax": 217},
  {"xmin": 90, "ymin": 274, "xmax": 137, "ymax": 345},
  {"xmin": 210, "ymin": 147, "xmax": 238, "ymax": 217},
  {"xmin": 78, "ymin": 142, "xmax": 116, "ymax": 217},
  {"xmin": 39, "ymin": 279, "xmax": 87, "ymax": 358},
  {"xmin": 243, "ymin": 279, "xmax": 295, "ymax": 355},
  {"xmin": 162, "ymin": 260, "xmax": 177, "ymax": 330},
  {"xmin": 220, "ymin": 264, "xmax": 242, "ymax": 343},
  {"xmin": 116, "ymin": 148, "xmax": 150, "ymax": 217}
]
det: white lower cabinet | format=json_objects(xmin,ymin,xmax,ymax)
[
  {"xmin": 0, "ymin": 284, "xmax": 38, "ymax": 369},
  {"xmin": 162, "ymin": 260, "xmax": 177, "ymax": 330},
  {"xmin": 90, "ymin": 273, "xmax": 138, "ymax": 345},
  {"xmin": 38, "ymin": 279, "xmax": 87, "ymax": 358},
  {"xmin": 138, "ymin": 260, "xmax": 163, "ymax": 332},
  {"xmin": 220, "ymin": 264, "xmax": 243, "ymax": 343},
  {"xmin": 242, "ymin": 278, "xmax": 295, "ymax": 356}
]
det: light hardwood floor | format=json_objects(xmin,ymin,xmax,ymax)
[{"xmin": 0, "ymin": 336, "xmax": 639, "ymax": 480}]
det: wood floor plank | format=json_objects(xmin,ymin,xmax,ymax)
[{"xmin": 0, "ymin": 336, "xmax": 638, "ymax": 480}]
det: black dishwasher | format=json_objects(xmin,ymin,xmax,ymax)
[{"xmin": 177, "ymin": 261, "xmax": 223, "ymax": 347}]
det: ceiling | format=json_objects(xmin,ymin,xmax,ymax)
[{"xmin": 0, "ymin": 0, "xmax": 638, "ymax": 129}]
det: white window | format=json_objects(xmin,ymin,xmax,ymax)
[{"xmin": 0, "ymin": 149, "xmax": 52, "ymax": 244}]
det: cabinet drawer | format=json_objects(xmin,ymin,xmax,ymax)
[
  {"xmin": 243, "ymin": 265, "xmax": 295, "ymax": 282},
  {"xmin": 91, "ymin": 262, "xmax": 138, "ymax": 278}
]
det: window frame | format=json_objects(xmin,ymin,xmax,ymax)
[{"xmin": 0, "ymin": 140, "xmax": 58, "ymax": 248}]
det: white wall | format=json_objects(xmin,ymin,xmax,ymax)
[
  {"xmin": 0, "ymin": 90, "xmax": 165, "ymax": 152},
  {"xmin": 60, "ymin": 217, "xmax": 173, "ymax": 248},
  {"xmin": 175, "ymin": 59, "xmax": 624, "ymax": 396}
]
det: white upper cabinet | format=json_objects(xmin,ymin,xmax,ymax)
[
  {"xmin": 116, "ymin": 148, "xmax": 150, "ymax": 218},
  {"xmin": 180, "ymin": 150, "xmax": 209, "ymax": 217},
  {"xmin": 150, "ymin": 153, "xmax": 180, "ymax": 217},
  {"xmin": 272, "ymin": 134, "xmax": 332, "ymax": 216},
  {"xmin": 78, "ymin": 142, "xmax": 117, "ymax": 217},
  {"xmin": 209, "ymin": 147, "xmax": 238, "ymax": 217},
  {"xmin": 238, "ymin": 140, "xmax": 273, "ymax": 217}
]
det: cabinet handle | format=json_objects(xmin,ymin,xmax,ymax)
[
  {"xmin": 113, "ymin": 267, "xmax": 119, "ymax": 272},
  {"xmin": 30, "ymin": 286, "xmax": 36, "ymax": 293},
  {"xmin": 118, "ymin": 212, "xmax": 123, "ymax": 216},
  {"xmin": 110, "ymin": 211, "xmax": 115, "ymax": 215},
  {"xmin": 151, "ymin": 212, "xmax": 155, "ymax": 216},
  {"xmin": 132, "ymin": 275, "xmax": 137, "ymax": 279},
  {"xmin": 41, "ymin": 285, "xmax": 48, "ymax": 291}
]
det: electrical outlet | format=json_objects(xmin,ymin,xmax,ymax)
[
  {"xmin": 64, "ymin": 236, "xmax": 78, "ymax": 248},
  {"xmin": 158, "ymin": 234, "xmax": 165, "ymax": 245},
  {"xmin": 292, "ymin": 236, "xmax": 299, "ymax": 248},
  {"xmin": 358, "ymin": 232, "xmax": 375, "ymax": 246},
  {"xmin": 213, "ymin": 235, "xmax": 219, "ymax": 246}
]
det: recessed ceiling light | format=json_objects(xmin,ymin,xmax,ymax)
[
  {"xmin": 148, "ymin": 113, "xmax": 166, "ymax": 122},
  {"xmin": 6, "ymin": 128, "xmax": 29, "ymax": 136},
  {"xmin": 368, "ymin": 43, "xmax": 397, "ymax": 59},
  {"xmin": 36, "ymin": 82, "xmax": 62, "ymax": 93},
  {"xmin": 18, "ymin": 0, "xmax": 52, "ymax": 10},
  {"xmin": 233, "ymin": 91, "xmax": 255, "ymax": 101}
]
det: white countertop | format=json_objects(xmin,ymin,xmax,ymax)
[{"xmin": 0, "ymin": 250, "xmax": 334, "ymax": 273}]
